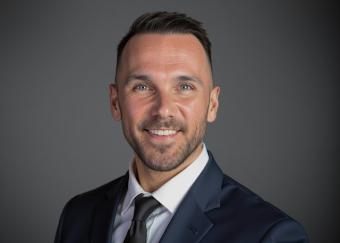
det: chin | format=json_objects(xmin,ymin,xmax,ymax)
[
  {"xmin": 142, "ymin": 159, "xmax": 183, "ymax": 172},
  {"xmin": 138, "ymin": 147, "xmax": 190, "ymax": 172}
]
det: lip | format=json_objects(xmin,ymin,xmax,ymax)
[
  {"xmin": 144, "ymin": 129, "xmax": 180, "ymax": 141},
  {"xmin": 149, "ymin": 129, "xmax": 177, "ymax": 135}
]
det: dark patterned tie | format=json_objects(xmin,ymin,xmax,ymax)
[{"xmin": 124, "ymin": 194, "xmax": 161, "ymax": 243}]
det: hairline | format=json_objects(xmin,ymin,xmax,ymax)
[{"xmin": 115, "ymin": 32, "xmax": 213, "ymax": 83}]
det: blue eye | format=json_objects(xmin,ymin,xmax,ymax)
[
  {"xmin": 133, "ymin": 84, "xmax": 149, "ymax": 92},
  {"xmin": 179, "ymin": 83, "xmax": 193, "ymax": 91}
]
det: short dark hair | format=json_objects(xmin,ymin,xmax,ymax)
[{"xmin": 116, "ymin": 11, "xmax": 212, "ymax": 71}]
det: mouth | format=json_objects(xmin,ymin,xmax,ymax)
[
  {"xmin": 149, "ymin": 129, "xmax": 177, "ymax": 136},
  {"xmin": 144, "ymin": 128, "xmax": 180, "ymax": 139}
]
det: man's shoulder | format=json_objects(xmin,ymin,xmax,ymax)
[
  {"xmin": 54, "ymin": 175, "xmax": 128, "ymax": 243},
  {"xmin": 211, "ymin": 172, "xmax": 308, "ymax": 241},
  {"xmin": 203, "ymin": 153, "xmax": 291, "ymax": 223},
  {"xmin": 220, "ymin": 173, "xmax": 286, "ymax": 219},
  {"xmin": 64, "ymin": 174, "xmax": 127, "ymax": 211}
]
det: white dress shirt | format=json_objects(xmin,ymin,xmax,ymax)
[{"xmin": 111, "ymin": 143, "xmax": 209, "ymax": 243}]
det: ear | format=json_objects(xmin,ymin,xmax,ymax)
[
  {"xmin": 109, "ymin": 83, "xmax": 121, "ymax": 121},
  {"xmin": 207, "ymin": 86, "xmax": 220, "ymax": 123}
]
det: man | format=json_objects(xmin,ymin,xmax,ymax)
[{"xmin": 54, "ymin": 12, "xmax": 309, "ymax": 243}]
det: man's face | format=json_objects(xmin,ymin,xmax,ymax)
[{"xmin": 110, "ymin": 33, "xmax": 219, "ymax": 171}]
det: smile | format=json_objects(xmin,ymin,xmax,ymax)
[{"xmin": 148, "ymin": 129, "xmax": 177, "ymax": 136}]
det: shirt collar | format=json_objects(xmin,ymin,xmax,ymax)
[{"xmin": 121, "ymin": 143, "xmax": 209, "ymax": 215}]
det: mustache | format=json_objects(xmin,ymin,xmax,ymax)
[{"xmin": 139, "ymin": 117, "xmax": 186, "ymax": 131}]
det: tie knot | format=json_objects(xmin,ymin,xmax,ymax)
[{"xmin": 133, "ymin": 195, "xmax": 160, "ymax": 222}]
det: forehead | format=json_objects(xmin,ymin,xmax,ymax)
[{"xmin": 117, "ymin": 33, "xmax": 212, "ymax": 81}]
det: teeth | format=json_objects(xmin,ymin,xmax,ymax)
[{"xmin": 149, "ymin": 130, "xmax": 177, "ymax": 136}]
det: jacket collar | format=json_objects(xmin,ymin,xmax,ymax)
[
  {"xmin": 191, "ymin": 151, "xmax": 224, "ymax": 211},
  {"xmin": 160, "ymin": 151, "xmax": 224, "ymax": 243},
  {"xmin": 90, "ymin": 173, "xmax": 129, "ymax": 243}
]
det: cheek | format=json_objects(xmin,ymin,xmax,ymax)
[
  {"xmin": 178, "ymin": 97, "xmax": 208, "ymax": 121},
  {"xmin": 122, "ymin": 98, "xmax": 148, "ymax": 124}
]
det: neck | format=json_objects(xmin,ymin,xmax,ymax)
[{"xmin": 134, "ymin": 143, "xmax": 203, "ymax": 192}]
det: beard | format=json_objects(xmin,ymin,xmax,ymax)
[{"xmin": 122, "ymin": 114, "xmax": 207, "ymax": 172}]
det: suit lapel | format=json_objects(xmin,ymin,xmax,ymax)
[
  {"xmin": 160, "ymin": 152, "xmax": 224, "ymax": 243},
  {"xmin": 160, "ymin": 189, "xmax": 213, "ymax": 243},
  {"xmin": 90, "ymin": 173, "xmax": 128, "ymax": 243}
]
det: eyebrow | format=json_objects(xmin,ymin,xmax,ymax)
[
  {"xmin": 124, "ymin": 74, "xmax": 151, "ymax": 85},
  {"xmin": 122, "ymin": 73, "xmax": 203, "ymax": 86},
  {"xmin": 176, "ymin": 75, "xmax": 203, "ymax": 85}
]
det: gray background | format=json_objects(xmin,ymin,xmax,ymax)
[{"xmin": 1, "ymin": 1, "xmax": 339, "ymax": 242}]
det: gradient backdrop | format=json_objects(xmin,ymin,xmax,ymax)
[{"xmin": 1, "ymin": 1, "xmax": 339, "ymax": 242}]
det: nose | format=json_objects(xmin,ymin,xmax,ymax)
[{"xmin": 151, "ymin": 91, "xmax": 176, "ymax": 118}]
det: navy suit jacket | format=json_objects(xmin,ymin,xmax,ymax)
[{"xmin": 55, "ymin": 152, "xmax": 309, "ymax": 243}]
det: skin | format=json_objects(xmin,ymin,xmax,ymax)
[{"xmin": 109, "ymin": 33, "xmax": 220, "ymax": 192}]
